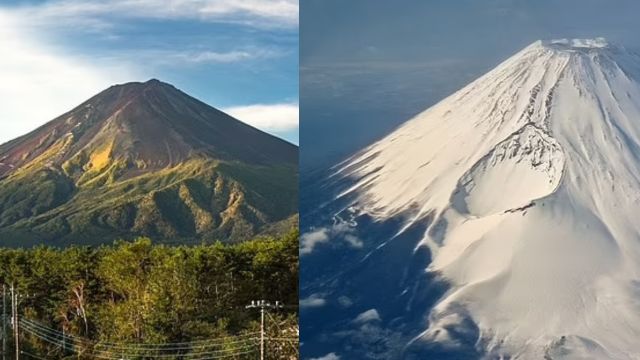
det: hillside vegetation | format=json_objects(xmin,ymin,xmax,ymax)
[{"xmin": 0, "ymin": 229, "xmax": 299, "ymax": 359}]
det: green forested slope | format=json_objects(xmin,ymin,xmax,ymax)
[{"xmin": 0, "ymin": 229, "xmax": 299, "ymax": 359}]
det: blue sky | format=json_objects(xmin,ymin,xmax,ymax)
[
  {"xmin": 301, "ymin": 0, "xmax": 640, "ymax": 168},
  {"xmin": 0, "ymin": 0, "xmax": 298, "ymax": 144}
]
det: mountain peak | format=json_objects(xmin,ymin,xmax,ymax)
[
  {"xmin": 140, "ymin": 78, "xmax": 175, "ymax": 90},
  {"xmin": 108, "ymin": 78, "xmax": 173, "ymax": 93},
  {"xmin": 536, "ymin": 37, "xmax": 611, "ymax": 51},
  {"xmin": 145, "ymin": 78, "xmax": 163, "ymax": 84},
  {"xmin": 0, "ymin": 80, "xmax": 298, "ymax": 246},
  {"xmin": 0, "ymin": 80, "xmax": 296, "ymax": 179},
  {"xmin": 116, "ymin": 78, "xmax": 169, "ymax": 86},
  {"xmin": 332, "ymin": 39, "xmax": 640, "ymax": 357},
  {"xmin": 519, "ymin": 38, "xmax": 630, "ymax": 61}
]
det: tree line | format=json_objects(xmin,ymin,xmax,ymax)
[{"xmin": 0, "ymin": 229, "xmax": 299, "ymax": 359}]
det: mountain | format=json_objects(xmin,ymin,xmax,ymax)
[
  {"xmin": 0, "ymin": 79, "xmax": 298, "ymax": 246},
  {"xmin": 301, "ymin": 39, "xmax": 640, "ymax": 359}
]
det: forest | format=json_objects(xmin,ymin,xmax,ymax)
[{"xmin": 0, "ymin": 229, "xmax": 299, "ymax": 359}]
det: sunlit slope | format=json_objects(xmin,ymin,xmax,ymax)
[
  {"xmin": 336, "ymin": 39, "xmax": 640, "ymax": 359},
  {"xmin": 0, "ymin": 79, "xmax": 298, "ymax": 246}
]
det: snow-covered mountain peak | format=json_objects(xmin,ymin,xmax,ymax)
[
  {"xmin": 537, "ymin": 37, "xmax": 611, "ymax": 51},
  {"xmin": 334, "ymin": 38, "xmax": 640, "ymax": 218},
  {"xmin": 330, "ymin": 39, "xmax": 640, "ymax": 359}
]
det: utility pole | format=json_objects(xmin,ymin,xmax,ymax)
[
  {"xmin": 246, "ymin": 300, "xmax": 283, "ymax": 360},
  {"xmin": 2, "ymin": 284, "xmax": 6, "ymax": 360},
  {"xmin": 10, "ymin": 285, "xmax": 18, "ymax": 360}
]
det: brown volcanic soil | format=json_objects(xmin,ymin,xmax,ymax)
[{"xmin": 0, "ymin": 79, "xmax": 297, "ymax": 179}]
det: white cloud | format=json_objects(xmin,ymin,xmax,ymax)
[
  {"xmin": 337, "ymin": 296, "xmax": 353, "ymax": 308},
  {"xmin": 300, "ymin": 294, "xmax": 327, "ymax": 309},
  {"xmin": 354, "ymin": 309, "xmax": 381, "ymax": 324},
  {"xmin": 10, "ymin": 0, "xmax": 298, "ymax": 29},
  {"xmin": 224, "ymin": 103, "xmax": 298, "ymax": 132},
  {"xmin": 300, "ymin": 222, "xmax": 364, "ymax": 256},
  {"xmin": 344, "ymin": 234, "xmax": 364, "ymax": 249},
  {"xmin": 187, "ymin": 50, "xmax": 265, "ymax": 63},
  {"xmin": 0, "ymin": 5, "xmax": 292, "ymax": 145},
  {"xmin": 308, "ymin": 353, "xmax": 340, "ymax": 360},
  {"xmin": 165, "ymin": 48, "xmax": 285, "ymax": 64},
  {"xmin": 300, "ymin": 228, "xmax": 330, "ymax": 255},
  {"xmin": 0, "ymin": 11, "xmax": 136, "ymax": 145}
]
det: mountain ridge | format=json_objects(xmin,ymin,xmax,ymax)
[
  {"xmin": 0, "ymin": 79, "xmax": 298, "ymax": 246},
  {"xmin": 0, "ymin": 79, "xmax": 296, "ymax": 179},
  {"xmin": 309, "ymin": 38, "xmax": 640, "ymax": 359}
]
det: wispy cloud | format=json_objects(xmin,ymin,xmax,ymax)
[
  {"xmin": 0, "ymin": 1, "xmax": 297, "ymax": 144},
  {"xmin": 224, "ymin": 103, "xmax": 298, "ymax": 132},
  {"xmin": 309, "ymin": 353, "xmax": 340, "ymax": 360},
  {"xmin": 0, "ymin": 11, "xmax": 136, "ymax": 144},
  {"xmin": 353, "ymin": 309, "xmax": 381, "ymax": 324},
  {"xmin": 300, "ymin": 294, "xmax": 327, "ymax": 309},
  {"xmin": 153, "ymin": 48, "xmax": 287, "ymax": 65},
  {"xmin": 7, "ymin": 0, "xmax": 298, "ymax": 29},
  {"xmin": 185, "ymin": 50, "xmax": 269, "ymax": 63}
]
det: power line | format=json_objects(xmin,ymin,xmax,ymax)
[
  {"xmin": 265, "ymin": 312, "xmax": 298, "ymax": 356},
  {"xmin": 21, "ymin": 318, "xmax": 258, "ymax": 350},
  {"xmin": 23, "ymin": 318, "xmax": 259, "ymax": 344},
  {"xmin": 19, "ymin": 350, "xmax": 48, "ymax": 360},
  {"xmin": 20, "ymin": 324, "xmax": 258, "ymax": 360},
  {"xmin": 8, "ymin": 285, "xmax": 291, "ymax": 359},
  {"xmin": 21, "ymin": 321, "xmax": 255, "ymax": 350},
  {"xmin": 20, "ymin": 324, "xmax": 257, "ymax": 351},
  {"xmin": 21, "ymin": 318, "xmax": 258, "ymax": 345},
  {"xmin": 20, "ymin": 322, "xmax": 258, "ymax": 358}
]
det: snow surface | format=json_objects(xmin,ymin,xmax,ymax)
[{"xmin": 333, "ymin": 39, "xmax": 640, "ymax": 359}]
